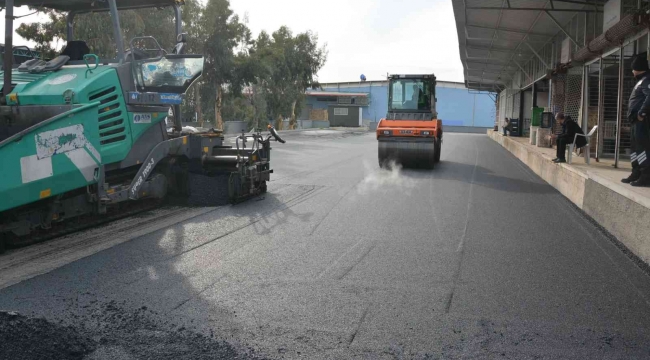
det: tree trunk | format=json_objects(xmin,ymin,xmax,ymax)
[
  {"xmin": 275, "ymin": 114, "xmax": 283, "ymax": 130},
  {"xmin": 194, "ymin": 83, "xmax": 203, "ymax": 127},
  {"xmin": 215, "ymin": 85, "xmax": 223, "ymax": 130},
  {"xmin": 251, "ymin": 87, "xmax": 257, "ymax": 131},
  {"xmin": 289, "ymin": 100, "xmax": 297, "ymax": 130}
]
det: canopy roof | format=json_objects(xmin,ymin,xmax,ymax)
[
  {"xmin": 452, "ymin": 0, "xmax": 605, "ymax": 92},
  {"xmin": 0, "ymin": 0, "xmax": 183, "ymax": 12}
]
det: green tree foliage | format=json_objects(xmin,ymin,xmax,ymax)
[
  {"xmin": 198, "ymin": 0, "xmax": 252, "ymax": 129},
  {"xmin": 13, "ymin": 0, "xmax": 326, "ymax": 131},
  {"xmin": 15, "ymin": 10, "xmax": 66, "ymax": 59},
  {"xmin": 250, "ymin": 27, "xmax": 327, "ymax": 129},
  {"xmin": 16, "ymin": 7, "xmax": 178, "ymax": 59}
]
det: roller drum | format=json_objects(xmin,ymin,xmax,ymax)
[{"xmin": 378, "ymin": 138, "xmax": 436, "ymax": 169}]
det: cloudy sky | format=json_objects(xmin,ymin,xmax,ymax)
[{"xmin": 1, "ymin": 0, "xmax": 464, "ymax": 83}]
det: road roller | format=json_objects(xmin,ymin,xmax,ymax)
[
  {"xmin": 0, "ymin": 0, "xmax": 285, "ymax": 252},
  {"xmin": 376, "ymin": 74, "xmax": 442, "ymax": 169}
]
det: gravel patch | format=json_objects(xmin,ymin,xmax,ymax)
[{"xmin": 0, "ymin": 302, "xmax": 266, "ymax": 360}]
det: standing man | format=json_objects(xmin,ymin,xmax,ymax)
[
  {"xmin": 503, "ymin": 118, "xmax": 510, "ymax": 136},
  {"xmin": 623, "ymin": 52, "xmax": 650, "ymax": 186}
]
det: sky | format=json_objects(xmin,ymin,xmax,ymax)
[{"xmin": 0, "ymin": 0, "xmax": 464, "ymax": 83}]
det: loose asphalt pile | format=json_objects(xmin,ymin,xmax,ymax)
[
  {"xmin": 0, "ymin": 310, "xmax": 94, "ymax": 360},
  {"xmin": 0, "ymin": 302, "xmax": 265, "ymax": 360}
]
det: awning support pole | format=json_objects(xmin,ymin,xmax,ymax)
[
  {"xmin": 108, "ymin": 0, "xmax": 125, "ymax": 64},
  {"xmin": 596, "ymin": 57, "xmax": 604, "ymax": 160},
  {"xmin": 3, "ymin": 0, "xmax": 14, "ymax": 101},
  {"xmin": 615, "ymin": 47, "xmax": 624, "ymax": 168}
]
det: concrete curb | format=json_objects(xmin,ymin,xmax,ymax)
[
  {"xmin": 586, "ymin": 172, "xmax": 650, "ymax": 210},
  {"xmin": 487, "ymin": 130, "xmax": 650, "ymax": 265}
]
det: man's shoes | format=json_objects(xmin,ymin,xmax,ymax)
[
  {"xmin": 622, "ymin": 171, "xmax": 641, "ymax": 184},
  {"xmin": 551, "ymin": 158, "xmax": 559, "ymax": 162},
  {"xmin": 553, "ymin": 158, "xmax": 566, "ymax": 163},
  {"xmin": 631, "ymin": 175, "xmax": 650, "ymax": 187}
]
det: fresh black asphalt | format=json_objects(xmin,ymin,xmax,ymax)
[{"xmin": 1, "ymin": 130, "xmax": 650, "ymax": 359}]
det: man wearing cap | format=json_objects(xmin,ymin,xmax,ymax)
[{"xmin": 623, "ymin": 52, "xmax": 650, "ymax": 186}]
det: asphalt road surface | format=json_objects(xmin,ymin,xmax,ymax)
[{"xmin": 2, "ymin": 130, "xmax": 650, "ymax": 360}]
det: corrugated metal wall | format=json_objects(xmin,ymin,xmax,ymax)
[{"xmin": 306, "ymin": 82, "xmax": 496, "ymax": 127}]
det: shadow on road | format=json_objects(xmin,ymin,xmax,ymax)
[{"xmin": 0, "ymin": 184, "xmax": 319, "ymax": 360}]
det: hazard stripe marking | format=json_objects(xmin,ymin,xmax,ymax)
[
  {"xmin": 20, "ymin": 155, "xmax": 53, "ymax": 184},
  {"xmin": 65, "ymin": 148, "xmax": 98, "ymax": 182}
]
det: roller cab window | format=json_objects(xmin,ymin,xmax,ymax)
[{"xmin": 389, "ymin": 80, "xmax": 432, "ymax": 111}]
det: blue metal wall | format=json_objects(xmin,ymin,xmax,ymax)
[{"xmin": 307, "ymin": 82, "xmax": 495, "ymax": 127}]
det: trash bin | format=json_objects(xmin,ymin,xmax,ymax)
[
  {"xmin": 531, "ymin": 107, "xmax": 544, "ymax": 127},
  {"xmin": 540, "ymin": 112, "xmax": 554, "ymax": 128}
]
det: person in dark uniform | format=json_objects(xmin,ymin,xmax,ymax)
[
  {"xmin": 623, "ymin": 52, "xmax": 650, "ymax": 187},
  {"xmin": 551, "ymin": 113, "xmax": 585, "ymax": 163}
]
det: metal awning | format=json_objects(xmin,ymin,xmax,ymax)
[
  {"xmin": 452, "ymin": 0, "xmax": 605, "ymax": 92},
  {"xmin": 0, "ymin": 0, "xmax": 184, "ymax": 12}
]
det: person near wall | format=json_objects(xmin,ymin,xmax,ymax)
[
  {"xmin": 622, "ymin": 52, "xmax": 650, "ymax": 187},
  {"xmin": 550, "ymin": 113, "xmax": 585, "ymax": 163},
  {"xmin": 503, "ymin": 117, "xmax": 510, "ymax": 136}
]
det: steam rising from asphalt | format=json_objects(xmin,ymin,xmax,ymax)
[{"xmin": 357, "ymin": 160, "xmax": 415, "ymax": 195}]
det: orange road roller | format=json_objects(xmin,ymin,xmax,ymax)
[{"xmin": 377, "ymin": 74, "xmax": 442, "ymax": 169}]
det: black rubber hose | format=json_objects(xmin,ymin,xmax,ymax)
[{"xmin": 268, "ymin": 126, "xmax": 286, "ymax": 143}]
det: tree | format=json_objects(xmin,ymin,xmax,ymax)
[
  {"xmin": 14, "ymin": 1, "xmax": 326, "ymax": 133},
  {"xmin": 179, "ymin": 0, "xmax": 207, "ymax": 125},
  {"xmin": 16, "ymin": 8, "xmax": 178, "ymax": 59},
  {"xmin": 251, "ymin": 27, "xmax": 327, "ymax": 130},
  {"xmin": 199, "ymin": 0, "xmax": 251, "ymax": 130},
  {"xmin": 15, "ymin": 10, "xmax": 66, "ymax": 59}
]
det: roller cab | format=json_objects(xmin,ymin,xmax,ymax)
[{"xmin": 376, "ymin": 74, "xmax": 442, "ymax": 169}]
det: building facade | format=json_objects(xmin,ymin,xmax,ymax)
[
  {"xmin": 303, "ymin": 80, "xmax": 496, "ymax": 128},
  {"xmin": 453, "ymin": 0, "xmax": 650, "ymax": 165}
]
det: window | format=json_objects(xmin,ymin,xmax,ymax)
[
  {"xmin": 389, "ymin": 79, "xmax": 433, "ymax": 111},
  {"xmin": 334, "ymin": 108, "xmax": 349, "ymax": 116},
  {"xmin": 136, "ymin": 56, "xmax": 204, "ymax": 93}
]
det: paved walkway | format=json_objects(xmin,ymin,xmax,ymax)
[{"xmin": 505, "ymin": 134, "xmax": 650, "ymax": 209}]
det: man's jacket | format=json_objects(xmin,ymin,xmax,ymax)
[
  {"xmin": 627, "ymin": 72, "xmax": 650, "ymax": 121},
  {"xmin": 559, "ymin": 117, "xmax": 586, "ymax": 148}
]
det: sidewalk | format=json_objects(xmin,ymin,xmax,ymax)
[{"xmin": 488, "ymin": 130, "xmax": 650, "ymax": 265}]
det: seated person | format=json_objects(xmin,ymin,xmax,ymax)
[
  {"xmin": 411, "ymin": 84, "xmax": 422, "ymax": 103},
  {"xmin": 550, "ymin": 112, "xmax": 585, "ymax": 163},
  {"xmin": 61, "ymin": 41, "xmax": 90, "ymax": 61}
]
